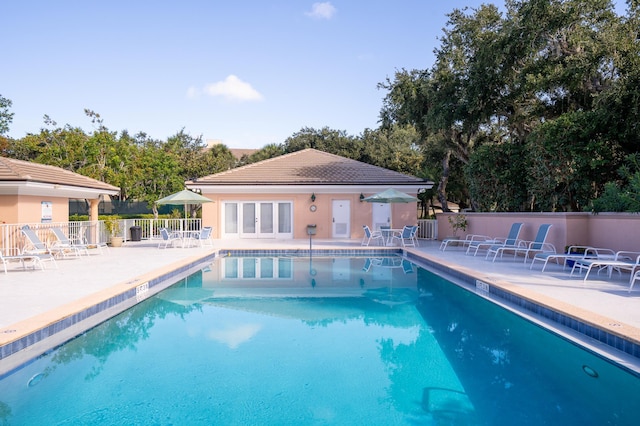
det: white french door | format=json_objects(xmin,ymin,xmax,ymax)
[
  {"xmin": 223, "ymin": 201, "xmax": 292, "ymax": 239},
  {"xmin": 241, "ymin": 202, "xmax": 275, "ymax": 238}
]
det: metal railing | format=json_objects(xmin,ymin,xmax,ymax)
[
  {"xmin": 118, "ymin": 218, "xmax": 201, "ymax": 241},
  {"xmin": 417, "ymin": 219, "xmax": 438, "ymax": 240},
  {"xmin": 0, "ymin": 219, "xmax": 202, "ymax": 254}
]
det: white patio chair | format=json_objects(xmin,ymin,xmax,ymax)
[
  {"xmin": 362, "ymin": 225, "xmax": 383, "ymax": 246},
  {"xmin": 158, "ymin": 227, "xmax": 182, "ymax": 249},
  {"xmin": 187, "ymin": 227, "xmax": 214, "ymax": 247},
  {"xmin": 391, "ymin": 226, "xmax": 416, "ymax": 247}
]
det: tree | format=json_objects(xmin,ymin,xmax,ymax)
[
  {"xmin": 379, "ymin": 5, "xmax": 504, "ymax": 211},
  {"xmin": 241, "ymin": 143, "xmax": 285, "ymax": 165},
  {"xmin": 465, "ymin": 143, "xmax": 529, "ymax": 212},
  {"xmin": 283, "ymin": 127, "xmax": 361, "ymax": 159},
  {"xmin": 0, "ymin": 94, "xmax": 13, "ymax": 136},
  {"xmin": 380, "ymin": 0, "xmax": 633, "ymax": 212},
  {"xmin": 359, "ymin": 125, "xmax": 424, "ymax": 176},
  {"xmin": 591, "ymin": 153, "xmax": 640, "ymax": 212},
  {"xmin": 127, "ymin": 134, "xmax": 184, "ymax": 216}
]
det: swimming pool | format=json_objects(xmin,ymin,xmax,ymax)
[{"xmin": 1, "ymin": 255, "xmax": 639, "ymax": 425}]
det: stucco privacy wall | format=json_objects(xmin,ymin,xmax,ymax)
[
  {"xmin": 438, "ymin": 212, "xmax": 640, "ymax": 253},
  {"xmin": 201, "ymin": 192, "xmax": 417, "ymax": 239}
]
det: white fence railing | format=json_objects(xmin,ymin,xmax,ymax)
[
  {"xmin": 417, "ymin": 219, "xmax": 438, "ymax": 240},
  {"xmin": 0, "ymin": 219, "xmax": 202, "ymax": 255}
]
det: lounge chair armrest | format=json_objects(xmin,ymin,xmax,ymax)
[
  {"xmin": 539, "ymin": 242, "xmax": 555, "ymax": 253},
  {"xmin": 586, "ymin": 247, "xmax": 614, "ymax": 258},
  {"xmin": 615, "ymin": 251, "xmax": 640, "ymax": 261}
]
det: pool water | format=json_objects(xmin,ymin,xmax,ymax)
[{"xmin": 0, "ymin": 256, "xmax": 639, "ymax": 425}]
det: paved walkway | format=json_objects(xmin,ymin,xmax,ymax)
[{"xmin": 1, "ymin": 238, "xmax": 639, "ymax": 372}]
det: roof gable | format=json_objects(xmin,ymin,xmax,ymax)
[
  {"xmin": 188, "ymin": 148, "xmax": 429, "ymax": 186},
  {"xmin": 0, "ymin": 157, "xmax": 120, "ymax": 192}
]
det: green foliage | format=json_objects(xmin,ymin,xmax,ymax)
[
  {"xmin": 447, "ymin": 213, "xmax": 468, "ymax": 236},
  {"xmin": 590, "ymin": 154, "xmax": 640, "ymax": 212},
  {"xmin": 465, "ymin": 143, "xmax": 528, "ymax": 212},
  {"xmin": 378, "ymin": 0, "xmax": 635, "ymax": 212},
  {"xmin": 525, "ymin": 111, "xmax": 622, "ymax": 211},
  {"xmin": 0, "ymin": 94, "xmax": 13, "ymax": 136},
  {"xmin": 283, "ymin": 126, "xmax": 362, "ymax": 160},
  {"xmin": 102, "ymin": 215, "xmax": 121, "ymax": 236}
]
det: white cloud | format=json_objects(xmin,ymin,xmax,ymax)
[
  {"xmin": 305, "ymin": 2, "xmax": 336, "ymax": 20},
  {"xmin": 201, "ymin": 75, "xmax": 263, "ymax": 102}
]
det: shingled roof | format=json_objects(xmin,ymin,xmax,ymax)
[
  {"xmin": 188, "ymin": 148, "xmax": 430, "ymax": 186},
  {"xmin": 0, "ymin": 157, "xmax": 120, "ymax": 196}
]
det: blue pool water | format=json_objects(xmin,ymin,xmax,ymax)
[{"xmin": 1, "ymin": 255, "xmax": 639, "ymax": 425}]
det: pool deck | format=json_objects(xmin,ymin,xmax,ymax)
[{"xmin": 1, "ymin": 238, "xmax": 639, "ymax": 373}]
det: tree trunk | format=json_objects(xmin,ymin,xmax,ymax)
[{"xmin": 438, "ymin": 150, "xmax": 451, "ymax": 212}]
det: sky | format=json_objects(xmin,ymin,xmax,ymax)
[{"xmin": 1, "ymin": 1, "xmax": 629, "ymax": 149}]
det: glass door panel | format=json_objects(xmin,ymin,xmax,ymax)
[
  {"xmin": 242, "ymin": 203, "xmax": 256, "ymax": 237},
  {"xmin": 259, "ymin": 202, "xmax": 274, "ymax": 237}
]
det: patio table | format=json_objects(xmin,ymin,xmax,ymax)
[{"xmin": 380, "ymin": 228, "xmax": 402, "ymax": 246}]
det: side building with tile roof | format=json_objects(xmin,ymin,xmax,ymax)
[
  {"xmin": 186, "ymin": 148, "xmax": 433, "ymax": 240},
  {"xmin": 0, "ymin": 157, "xmax": 120, "ymax": 224}
]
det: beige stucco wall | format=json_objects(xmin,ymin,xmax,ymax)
[
  {"xmin": 438, "ymin": 212, "xmax": 640, "ymax": 252},
  {"xmin": 0, "ymin": 195, "xmax": 69, "ymax": 224},
  {"xmin": 201, "ymin": 192, "xmax": 419, "ymax": 239}
]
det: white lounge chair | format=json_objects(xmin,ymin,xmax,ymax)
[
  {"xmin": 0, "ymin": 249, "xmax": 45, "ymax": 273},
  {"xmin": 571, "ymin": 251, "xmax": 640, "ymax": 283},
  {"xmin": 50, "ymin": 227, "xmax": 90, "ymax": 257},
  {"xmin": 74, "ymin": 223, "xmax": 109, "ymax": 254},
  {"xmin": 630, "ymin": 270, "xmax": 640, "ymax": 293},
  {"xmin": 487, "ymin": 224, "xmax": 553, "ymax": 263},
  {"xmin": 467, "ymin": 223, "xmax": 524, "ymax": 256},
  {"xmin": 529, "ymin": 246, "xmax": 614, "ymax": 272},
  {"xmin": 20, "ymin": 225, "xmax": 60, "ymax": 267},
  {"xmin": 440, "ymin": 234, "xmax": 491, "ymax": 251}
]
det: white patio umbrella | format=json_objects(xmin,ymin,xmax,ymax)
[
  {"xmin": 156, "ymin": 189, "xmax": 213, "ymax": 218},
  {"xmin": 362, "ymin": 188, "xmax": 418, "ymax": 204},
  {"xmin": 362, "ymin": 188, "xmax": 419, "ymax": 230}
]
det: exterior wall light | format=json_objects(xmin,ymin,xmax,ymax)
[
  {"xmin": 360, "ymin": 193, "xmax": 365, "ymax": 202},
  {"xmin": 311, "ymin": 193, "xmax": 316, "ymax": 202}
]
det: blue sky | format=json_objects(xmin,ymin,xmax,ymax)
[{"xmin": 2, "ymin": 1, "xmax": 627, "ymax": 149}]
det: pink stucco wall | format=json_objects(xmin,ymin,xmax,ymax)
[
  {"xmin": 0, "ymin": 195, "xmax": 69, "ymax": 224},
  {"xmin": 201, "ymin": 192, "xmax": 418, "ymax": 239},
  {"xmin": 438, "ymin": 212, "xmax": 640, "ymax": 252}
]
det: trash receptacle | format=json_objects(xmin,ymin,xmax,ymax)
[
  {"xmin": 307, "ymin": 224, "xmax": 317, "ymax": 235},
  {"xmin": 130, "ymin": 226, "xmax": 142, "ymax": 241}
]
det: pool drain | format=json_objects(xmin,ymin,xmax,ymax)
[
  {"xmin": 28, "ymin": 373, "xmax": 45, "ymax": 387},
  {"xmin": 582, "ymin": 365, "xmax": 599, "ymax": 378}
]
